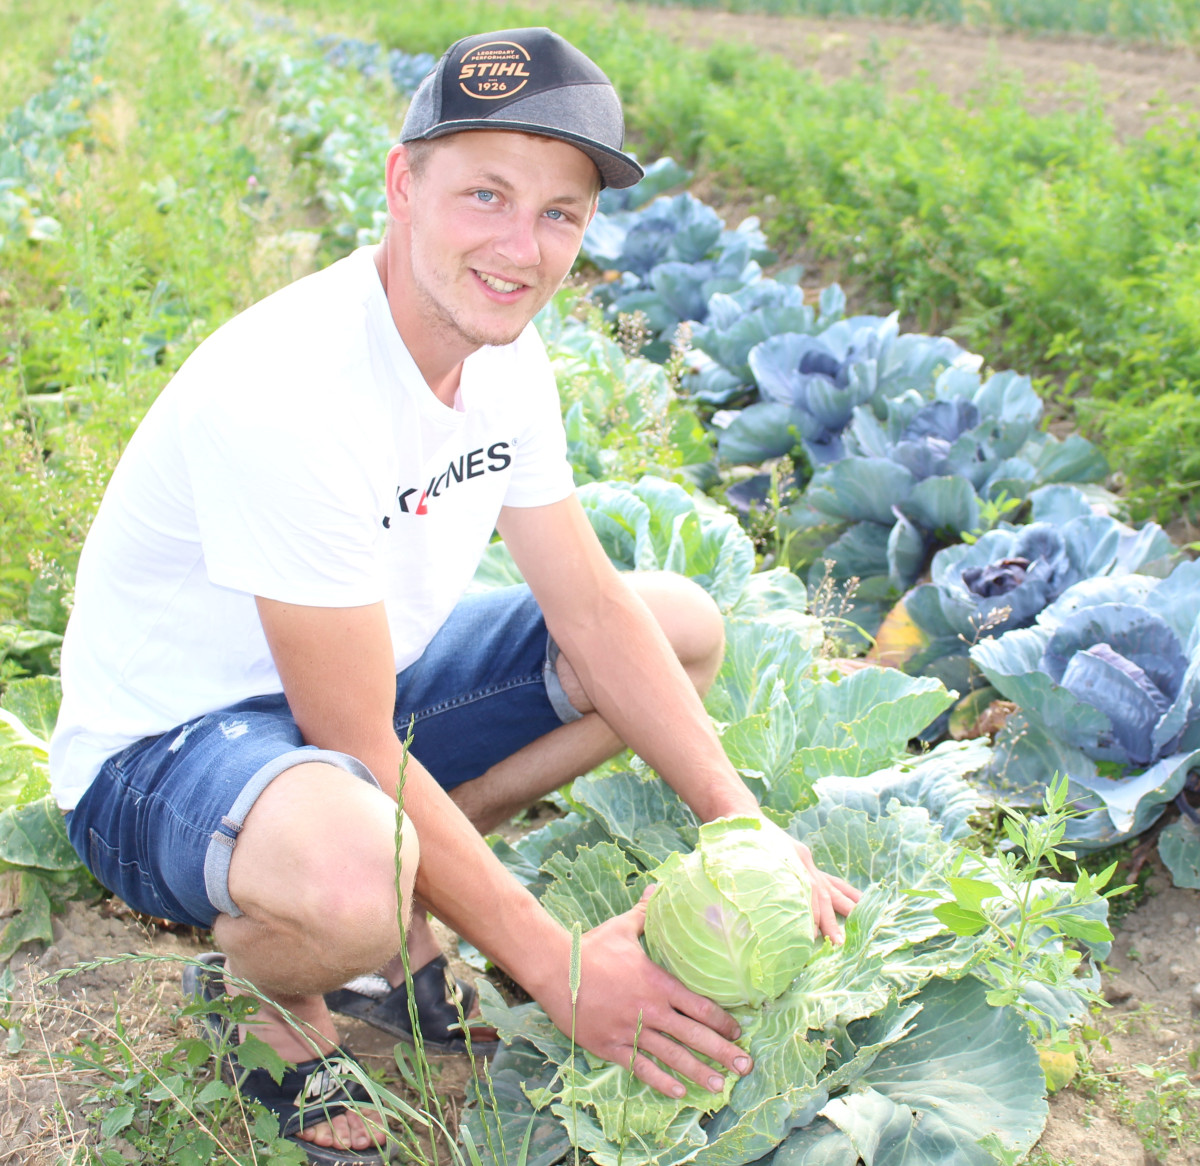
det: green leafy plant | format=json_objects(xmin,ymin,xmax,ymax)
[
  {"xmin": 537, "ymin": 291, "xmax": 715, "ymax": 488},
  {"xmin": 871, "ymin": 483, "xmax": 1175, "ymax": 705},
  {"xmin": 916, "ymin": 773, "xmax": 1132, "ymax": 1015},
  {"xmin": 971, "ymin": 557, "xmax": 1200, "ymax": 880},
  {"xmin": 473, "ymin": 749, "xmax": 1110, "ymax": 1164},
  {"xmin": 0, "ymin": 678, "xmax": 99, "ymax": 962},
  {"xmin": 0, "ymin": 21, "xmax": 109, "ymax": 249}
]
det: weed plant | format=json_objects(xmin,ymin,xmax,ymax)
[
  {"xmin": 12, "ymin": 950, "xmax": 463, "ymax": 1164},
  {"xmin": 1069, "ymin": 1007, "xmax": 1200, "ymax": 1161}
]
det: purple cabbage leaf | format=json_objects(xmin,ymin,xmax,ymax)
[{"xmin": 969, "ymin": 560, "xmax": 1200, "ymax": 859}]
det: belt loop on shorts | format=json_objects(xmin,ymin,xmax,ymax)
[{"xmin": 213, "ymin": 814, "xmax": 242, "ymax": 842}]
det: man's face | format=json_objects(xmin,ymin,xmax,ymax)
[{"xmin": 401, "ymin": 130, "xmax": 599, "ymax": 352}]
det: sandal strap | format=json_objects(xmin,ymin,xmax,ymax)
[
  {"xmin": 227, "ymin": 1048, "xmax": 374, "ymax": 1137},
  {"xmin": 406, "ymin": 955, "xmax": 477, "ymax": 1040}
]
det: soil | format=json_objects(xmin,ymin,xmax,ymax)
[{"xmin": 4, "ymin": 9, "xmax": 1200, "ymax": 1166}]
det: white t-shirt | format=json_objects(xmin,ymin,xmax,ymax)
[{"xmin": 50, "ymin": 247, "xmax": 575, "ymax": 809}]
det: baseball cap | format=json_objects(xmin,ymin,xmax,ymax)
[{"xmin": 401, "ymin": 27, "xmax": 645, "ymax": 190}]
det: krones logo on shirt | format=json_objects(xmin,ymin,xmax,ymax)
[{"xmin": 383, "ymin": 441, "xmax": 512, "ymax": 526}]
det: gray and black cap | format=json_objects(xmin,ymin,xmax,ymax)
[{"xmin": 401, "ymin": 27, "xmax": 644, "ymax": 190}]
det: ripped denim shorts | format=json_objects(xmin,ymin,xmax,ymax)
[{"xmin": 65, "ymin": 585, "xmax": 581, "ymax": 929}]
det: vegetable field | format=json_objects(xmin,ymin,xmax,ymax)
[
  {"xmin": 2, "ymin": 0, "xmax": 1199, "ymax": 1163},
  {"xmin": 625, "ymin": 0, "xmax": 1200, "ymax": 42}
]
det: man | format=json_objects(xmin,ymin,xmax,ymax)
[{"xmin": 50, "ymin": 27, "xmax": 858, "ymax": 1163}]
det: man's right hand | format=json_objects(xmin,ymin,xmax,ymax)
[{"xmin": 539, "ymin": 889, "xmax": 752, "ymax": 1099}]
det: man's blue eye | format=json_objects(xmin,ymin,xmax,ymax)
[
  {"xmin": 545, "ymin": 209, "xmax": 563, "ymax": 220},
  {"xmin": 475, "ymin": 190, "xmax": 495, "ymax": 203}
]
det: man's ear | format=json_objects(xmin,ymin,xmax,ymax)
[{"xmin": 384, "ymin": 143, "xmax": 416, "ymax": 224}]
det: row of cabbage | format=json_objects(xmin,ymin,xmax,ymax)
[
  {"xmin": 584, "ymin": 181, "xmax": 1110, "ymax": 618},
  {"xmin": 0, "ymin": 21, "xmax": 108, "ymax": 250},
  {"xmin": 0, "ymin": 7, "xmax": 1193, "ymax": 1164},
  {"xmin": 576, "ymin": 167, "xmax": 1199, "ymax": 888},
  {"xmin": 203, "ymin": 0, "xmax": 1200, "ymax": 950}
]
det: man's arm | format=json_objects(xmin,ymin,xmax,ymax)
[
  {"xmin": 497, "ymin": 495, "xmax": 861, "ymax": 938},
  {"xmin": 254, "ymin": 595, "xmax": 750, "ymax": 1098}
]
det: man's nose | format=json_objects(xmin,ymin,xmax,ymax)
[{"xmin": 492, "ymin": 211, "xmax": 541, "ymax": 269}]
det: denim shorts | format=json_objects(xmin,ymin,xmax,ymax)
[{"xmin": 65, "ymin": 585, "xmax": 581, "ymax": 930}]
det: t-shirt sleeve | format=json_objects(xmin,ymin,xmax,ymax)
[
  {"xmin": 179, "ymin": 362, "xmax": 388, "ymax": 607},
  {"xmin": 499, "ymin": 327, "xmax": 576, "ymax": 509}
]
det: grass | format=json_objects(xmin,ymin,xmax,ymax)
[
  {"xmin": 4, "ymin": 950, "xmax": 480, "ymax": 1164},
  {"xmin": 0, "ymin": 0, "xmax": 330, "ymax": 627},
  {"xmin": 0, "ymin": 746, "xmax": 566, "ymax": 1165},
  {"xmin": 1068, "ymin": 1002, "xmax": 1200, "ymax": 1162}
]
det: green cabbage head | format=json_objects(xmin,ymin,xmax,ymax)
[{"xmin": 644, "ymin": 815, "xmax": 817, "ymax": 1008}]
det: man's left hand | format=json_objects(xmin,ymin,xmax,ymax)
[
  {"xmin": 756, "ymin": 815, "xmax": 861, "ymax": 944},
  {"xmin": 791, "ymin": 838, "xmax": 861, "ymax": 944}
]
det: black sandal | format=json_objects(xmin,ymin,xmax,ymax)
[
  {"xmin": 182, "ymin": 953, "xmax": 386, "ymax": 1166},
  {"xmin": 324, "ymin": 954, "xmax": 499, "ymax": 1057}
]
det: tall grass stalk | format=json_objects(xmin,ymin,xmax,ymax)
[{"xmin": 569, "ymin": 921, "xmax": 583, "ymax": 1166}]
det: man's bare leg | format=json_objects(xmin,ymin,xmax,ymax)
[
  {"xmin": 449, "ymin": 571, "xmax": 725, "ymax": 833},
  {"xmin": 212, "ymin": 762, "xmax": 418, "ymax": 1154}
]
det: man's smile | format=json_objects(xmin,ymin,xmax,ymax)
[{"xmin": 475, "ymin": 270, "xmax": 526, "ymax": 294}]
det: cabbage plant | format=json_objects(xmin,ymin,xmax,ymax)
[
  {"xmin": 707, "ymin": 618, "xmax": 961, "ymax": 813},
  {"xmin": 773, "ymin": 368, "xmax": 1109, "ymax": 639},
  {"xmin": 386, "ymin": 48, "xmax": 437, "ymax": 94},
  {"xmin": 467, "ymin": 754, "xmax": 1109, "ymax": 1166},
  {"xmin": 0, "ymin": 22, "xmax": 107, "ymax": 250},
  {"xmin": 0, "ymin": 677, "xmax": 98, "ymax": 960},
  {"xmin": 581, "ymin": 193, "xmax": 774, "ymax": 361},
  {"xmin": 873, "ymin": 485, "xmax": 1174, "ymax": 696},
  {"xmin": 682, "ymin": 278, "xmax": 823, "ymax": 406},
  {"xmin": 582, "ymin": 192, "xmax": 770, "ymax": 282},
  {"xmin": 466, "ymin": 614, "xmax": 1104, "ymax": 1162},
  {"xmin": 718, "ymin": 317, "xmax": 896, "ymax": 469},
  {"xmin": 970, "ymin": 558, "xmax": 1200, "ymax": 883},
  {"xmin": 714, "ymin": 316, "xmax": 976, "ymax": 471},
  {"xmin": 468, "ymin": 476, "xmax": 823, "ymax": 646},
  {"xmin": 595, "ymin": 156, "xmax": 690, "ymax": 215},
  {"xmin": 644, "ymin": 816, "xmax": 817, "ymax": 1008}
]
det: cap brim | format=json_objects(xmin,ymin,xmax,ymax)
[{"xmin": 415, "ymin": 119, "xmax": 644, "ymax": 189}]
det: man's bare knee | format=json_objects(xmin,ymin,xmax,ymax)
[
  {"xmin": 224, "ymin": 761, "xmax": 418, "ymax": 974},
  {"xmin": 552, "ymin": 573, "xmax": 725, "ymax": 711},
  {"xmin": 626, "ymin": 572, "xmax": 725, "ymax": 694}
]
